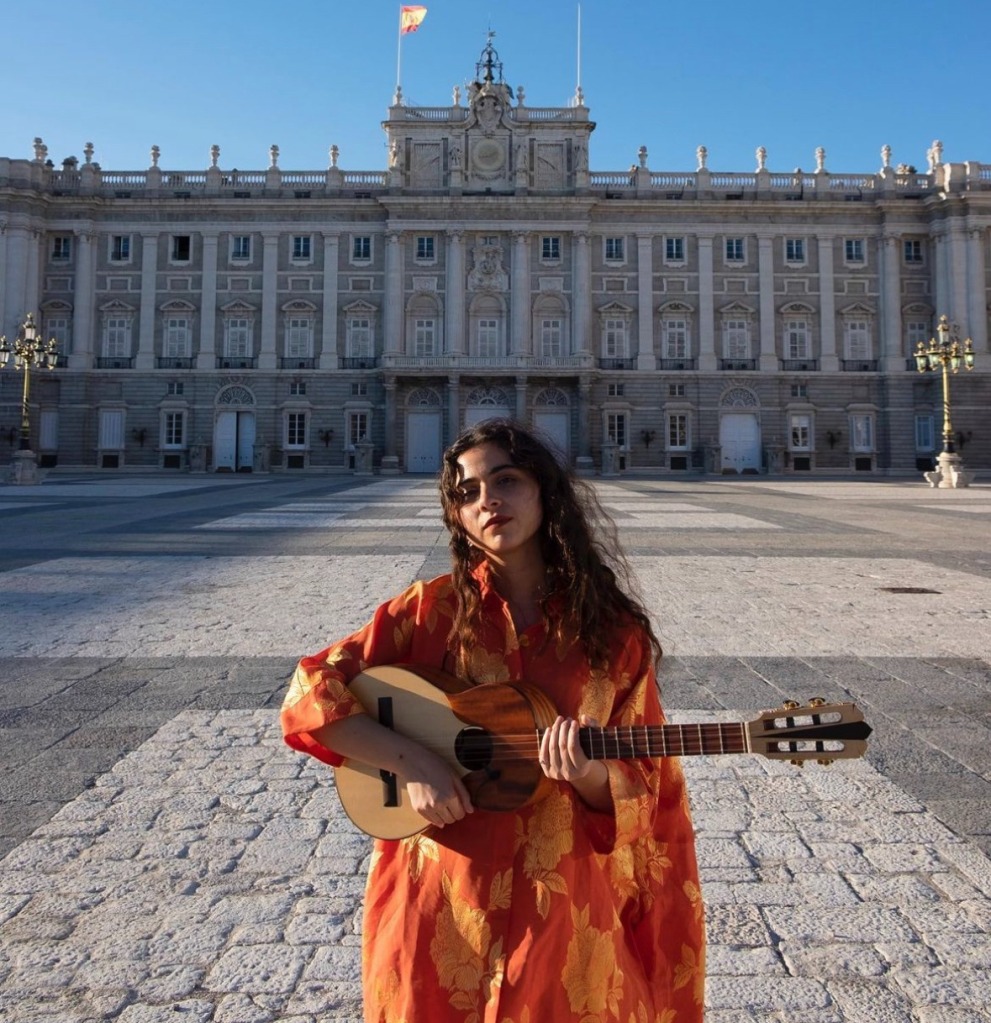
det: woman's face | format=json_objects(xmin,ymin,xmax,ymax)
[{"xmin": 454, "ymin": 442, "xmax": 544, "ymax": 565}]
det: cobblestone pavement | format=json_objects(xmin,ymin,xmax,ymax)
[{"xmin": 0, "ymin": 472, "xmax": 989, "ymax": 1022}]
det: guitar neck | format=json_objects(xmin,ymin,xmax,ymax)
[{"xmin": 568, "ymin": 722, "xmax": 749, "ymax": 760}]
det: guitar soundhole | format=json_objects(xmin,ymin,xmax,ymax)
[{"xmin": 455, "ymin": 727, "xmax": 494, "ymax": 772}]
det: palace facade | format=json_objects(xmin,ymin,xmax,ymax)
[{"xmin": 1, "ymin": 41, "xmax": 989, "ymax": 476}]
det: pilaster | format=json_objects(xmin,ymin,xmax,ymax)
[
  {"xmin": 817, "ymin": 236, "xmax": 838, "ymax": 372},
  {"xmin": 572, "ymin": 232, "xmax": 591, "ymax": 355},
  {"xmin": 880, "ymin": 234, "xmax": 903, "ymax": 373},
  {"xmin": 319, "ymin": 232, "xmax": 340, "ymax": 369},
  {"xmin": 445, "ymin": 231, "xmax": 465, "ymax": 355},
  {"xmin": 384, "ymin": 231, "xmax": 403, "ymax": 354},
  {"xmin": 69, "ymin": 228, "xmax": 95, "ymax": 369},
  {"xmin": 511, "ymin": 231, "xmax": 530, "ymax": 356},
  {"xmin": 135, "ymin": 232, "xmax": 159, "ymax": 370},
  {"xmin": 636, "ymin": 234, "xmax": 656, "ymax": 370},
  {"xmin": 757, "ymin": 234, "xmax": 777, "ymax": 371},
  {"xmin": 259, "ymin": 232, "xmax": 279, "ymax": 370},
  {"xmin": 197, "ymin": 233, "xmax": 219, "ymax": 370},
  {"xmin": 697, "ymin": 235, "xmax": 716, "ymax": 372}
]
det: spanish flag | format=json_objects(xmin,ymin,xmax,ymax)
[{"xmin": 400, "ymin": 5, "xmax": 427, "ymax": 34}]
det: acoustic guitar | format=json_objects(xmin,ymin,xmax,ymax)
[{"xmin": 334, "ymin": 664, "xmax": 872, "ymax": 840}]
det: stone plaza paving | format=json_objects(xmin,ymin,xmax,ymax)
[{"xmin": 0, "ymin": 472, "xmax": 989, "ymax": 1022}]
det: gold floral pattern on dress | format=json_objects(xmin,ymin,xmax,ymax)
[
  {"xmin": 465, "ymin": 645, "xmax": 513, "ymax": 685},
  {"xmin": 519, "ymin": 793, "xmax": 573, "ymax": 918},
  {"xmin": 673, "ymin": 942, "xmax": 705, "ymax": 1005},
  {"xmin": 562, "ymin": 902, "xmax": 625, "ymax": 1021},
  {"xmin": 402, "ymin": 833, "xmax": 440, "ymax": 883},
  {"xmin": 373, "ymin": 969, "xmax": 408, "ymax": 1023}
]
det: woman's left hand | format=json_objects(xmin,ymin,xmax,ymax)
[{"xmin": 538, "ymin": 714, "xmax": 599, "ymax": 782}]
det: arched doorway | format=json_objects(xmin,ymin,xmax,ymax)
[
  {"xmin": 405, "ymin": 387, "xmax": 443, "ymax": 472},
  {"xmin": 214, "ymin": 384, "xmax": 257, "ymax": 472},
  {"xmin": 464, "ymin": 385, "xmax": 513, "ymax": 427},
  {"xmin": 533, "ymin": 386, "xmax": 571, "ymax": 463},
  {"xmin": 719, "ymin": 386, "xmax": 762, "ymax": 473}
]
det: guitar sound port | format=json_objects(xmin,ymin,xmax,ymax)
[{"xmin": 455, "ymin": 727, "xmax": 494, "ymax": 771}]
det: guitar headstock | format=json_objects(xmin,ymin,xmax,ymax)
[{"xmin": 747, "ymin": 698, "xmax": 872, "ymax": 766}]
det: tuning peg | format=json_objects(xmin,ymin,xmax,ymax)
[
  {"xmin": 809, "ymin": 697, "xmax": 826, "ymax": 708},
  {"xmin": 782, "ymin": 700, "xmax": 800, "ymax": 711},
  {"xmin": 817, "ymin": 759, "xmax": 834, "ymax": 766},
  {"xmin": 789, "ymin": 759, "xmax": 805, "ymax": 769}
]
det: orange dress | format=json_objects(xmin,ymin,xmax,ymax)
[{"xmin": 281, "ymin": 569, "xmax": 705, "ymax": 1023}]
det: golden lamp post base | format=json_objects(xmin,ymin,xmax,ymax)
[
  {"xmin": 923, "ymin": 451, "xmax": 975, "ymax": 489},
  {"xmin": 6, "ymin": 449, "xmax": 43, "ymax": 486}
]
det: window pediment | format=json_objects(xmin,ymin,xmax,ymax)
[
  {"xmin": 719, "ymin": 301, "xmax": 755, "ymax": 316},
  {"xmin": 100, "ymin": 299, "xmax": 136, "ymax": 314},
  {"xmin": 658, "ymin": 300, "xmax": 695, "ymax": 315},
  {"xmin": 221, "ymin": 300, "xmax": 257, "ymax": 317},
  {"xmin": 780, "ymin": 301, "xmax": 815, "ymax": 314},
  {"xmin": 344, "ymin": 300, "xmax": 378, "ymax": 315},
  {"xmin": 839, "ymin": 302, "xmax": 875, "ymax": 318},
  {"xmin": 160, "ymin": 299, "xmax": 196, "ymax": 313},
  {"xmin": 281, "ymin": 299, "xmax": 317, "ymax": 314},
  {"xmin": 598, "ymin": 301, "xmax": 633, "ymax": 317}
]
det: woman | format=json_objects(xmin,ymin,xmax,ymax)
[{"xmin": 281, "ymin": 420, "xmax": 704, "ymax": 1023}]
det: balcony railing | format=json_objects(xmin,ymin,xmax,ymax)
[
  {"xmin": 216, "ymin": 356, "xmax": 257, "ymax": 369},
  {"xmin": 658, "ymin": 358, "xmax": 696, "ymax": 371},
  {"xmin": 341, "ymin": 357, "xmax": 379, "ymax": 369},
  {"xmin": 598, "ymin": 358, "xmax": 636, "ymax": 370},
  {"xmin": 279, "ymin": 357, "xmax": 316, "ymax": 369},
  {"xmin": 157, "ymin": 357, "xmax": 194, "ymax": 369},
  {"xmin": 381, "ymin": 354, "xmax": 593, "ymax": 370},
  {"xmin": 841, "ymin": 359, "xmax": 879, "ymax": 372},
  {"xmin": 719, "ymin": 359, "xmax": 758, "ymax": 371},
  {"xmin": 780, "ymin": 359, "xmax": 819, "ymax": 372},
  {"xmin": 96, "ymin": 357, "xmax": 134, "ymax": 369}
]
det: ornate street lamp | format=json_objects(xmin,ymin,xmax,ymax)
[
  {"xmin": 0, "ymin": 313, "xmax": 59, "ymax": 484},
  {"xmin": 914, "ymin": 314, "xmax": 976, "ymax": 488}
]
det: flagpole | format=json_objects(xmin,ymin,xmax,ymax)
[
  {"xmin": 396, "ymin": 6, "xmax": 403, "ymax": 97},
  {"xmin": 576, "ymin": 3, "xmax": 582, "ymax": 95}
]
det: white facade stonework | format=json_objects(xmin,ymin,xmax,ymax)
[{"xmin": 1, "ymin": 42, "xmax": 989, "ymax": 476}]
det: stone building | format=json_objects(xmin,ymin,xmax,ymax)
[{"xmin": 1, "ymin": 39, "xmax": 988, "ymax": 476}]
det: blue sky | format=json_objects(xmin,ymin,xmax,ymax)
[{"xmin": 5, "ymin": 0, "xmax": 989, "ymax": 175}]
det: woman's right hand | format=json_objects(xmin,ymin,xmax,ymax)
[{"xmin": 402, "ymin": 750, "xmax": 475, "ymax": 828}]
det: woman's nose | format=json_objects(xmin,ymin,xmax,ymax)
[{"xmin": 479, "ymin": 484, "xmax": 499, "ymax": 508}]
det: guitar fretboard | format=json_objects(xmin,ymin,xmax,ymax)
[{"xmin": 563, "ymin": 723, "xmax": 750, "ymax": 759}]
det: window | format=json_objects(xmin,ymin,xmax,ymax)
[
  {"xmin": 541, "ymin": 236, "xmax": 561, "ymax": 261},
  {"xmin": 286, "ymin": 412, "xmax": 307, "ymax": 449},
  {"xmin": 415, "ymin": 236, "xmax": 435, "ymax": 261},
  {"xmin": 224, "ymin": 318, "xmax": 252, "ymax": 358},
  {"xmin": 99, "ymin": 409, "xmax": 125, "ymax": 450},
  {"xmin": 285, "ymin": 317, "xmax": 312, "ymax": 358},
  {"xmin": 290, "ymin": 380, "xmax": 306, "ymax": 396},
  {"xmin": 348, "ymin": 410, "xmax": 369, "ymax": 447},
  {"xmin": 906, "ymin": 320, "xmax": 930, "ymax": 353},
  {"xmin": 477, "ymin": 318, "xmax": 499, "ymax": 358},
  {"xmin": 231, "ymin": 235, "xmax": 251, "ymax": 261},
  {"xmin": 903, "ymin": 239, "xmax": 923, "ymax": 265},
  {"xmin": 668, "ymin": 414, "xmax": 689, "ymax": 450},
  {"xmin": 664, "ymin": 237, "xmax": 685, "ymax": 263},
  {"xmin": 52, "ymin": 236, "xmax": 72, "ymax": 261},
  {"xmin": 725, "ymin": 238, "xmax": 745, "ymax": 262},
  {"xmin": 603, "ymin": 318, "xmax": 627, "ymax": 358},
  {"xmin": 844, "ymin": 320, "xmax": 872, "ymax": 361},
  {"xmin": 844, "ymin": 238, "xmax": 865, "ymax": 263},
  {"xmin": 44, "ymin": 317, "xmax": 71, "ymax": 356},
  {"xmin": 668, "ymin": 383, "xmax": 685, "ymax": 397},
  {"xmin": 722, "ymin": 319, "xmax": 750, "ymax": 360},
  {"xmin": 790, "ymin": 383, "xmax": 808, "ymax": 399},
  {"xmin": 171, "ymin": 235, "xmax": 192, "ymax": 262},
  {"xmin": 414, "ymin": 319, "xmax": 436, "ymax": 357},
  {"xmin": 103, "ymin": 317, "xmax": 131, "ymax": 358},
  {"xmin": 850, "ymin": 414, "xmax": 874, "ymax": 452},
  {"xmin": 347, "ymin": 317, "xmax": 373, "ymax": 357},
  {"xmin": 540, "ymin": 318, "xmax": 563, "ymax": 357},
  {"xmin": 785, "ymin": 238, "xmax": 805, "ymax": 263},
  {"xmin": 351, "ymin": 382, "xmax": 368, "ymax": 396},
  {"xmin": 168, "ymin": 381, "xmax": 184, "ymax": 396},
  {"xmin": 915, "ymin": 414, "xmax": 935, "ymax": 451},
  {"xmin": 604, "ymin": 237, "xmax": 625, "ymax": 262},
  {"xmin": 607, "ymin": 383, "xmax": 624, "ymax": 397},
  {"xmin": 292, "ymin": 235, "xmax": 312, "ymax": 261},
  {"xmin": 163, "ymin": 411, "xmax": 184, "ymax": 449},
  {"xmin": 790, "ymin": 414, "xmax": 812, "ymax": 450},
  {"xmin": 605, "ymin": 412, "xmax": 628, "ymax": 447},
  {"xmin": 111, "ymin": 235, "xmax": 131, "ymax": 262},
  {"xmin": 164, "ymin": 317, "xmax": 190, "ymax": 358},
  {"xmin": 784, "ymin": 319, "xmax": 811, "ymax": 360},
  {"xmin": 662, "ymin": 319, "xmax": 689, "ymax": 359},
  {"xmin": 352, "ymin": 236, "xmax": 372, "ymax": 261}
]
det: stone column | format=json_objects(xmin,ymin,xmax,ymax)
[
  {"xmin": 636, "ymin": 233, "xmax": 656, "ymax": 370},
  {"xmin": 572, "ymin": 232, "xmax": 591, "ymax": 355},
  {"xmin": 259, "ymin": 232, "xmax": 279, "ymax": 370},
  {"xmin": 946, "ymin": 221, "xmax": 970, "ymax": 332},
  {"xmin": 817, "ymin": 236, "xmax": 838, "ymax": 372},
  {"xmin": 515, "ymin": 377, "xmax": 527, "ymax": 420},
  {"xmin": 933, "ymin": 232, "xmax": 951, "ymax": 324},
  {"xmin": 383, "ymin": 231, "xmax": 403, "ymax": 354},
  {"xmin": 447, "ymin": 375, "xmax": 460, "ymax": 442},
  {"xmin": 880, "ymin": 234, "xmax": 903, "ymax": 372},
  {"xmin": 757, "ymin": 234, "xmax": 777, "ymax": 371},
  {"xmin": 24, "ymin": 229, "xmax": 41, "ymax": 320},
  {"xmin": 135, "ymin": 232, "xmax": 159, "ymax": 370},
  {"xmin": 69, "ymin": 228, "xmax": 95, "ymax": 369},
  {"xmin": 966, "ymin": 229, "xmax": 989, "ymax": 355},
  {"xmin": 319, "ymin": 232, "xmax": 340, "ymax": 369},
  {"xmin": 197, "ymin": 232, "xmax": 219, "ymax": 369},
  {"xmin": 697, "ymin": 235, "xmax": 716, "ymax": 371},
  {"xmin": 0, "ymin": 220, "xmax": 9, "ymax": 336},
  {"xmin": 575, "ymin": 374, "xmax": 594, "ymax": 475},
  {"xmin": 511, "ymin": 231, "xmax": 530, "ymax": 356},
  {"xmin": 445, "ymin": 230, "xmax": 465, "ymax": 355},
  {"xmin": 381, "ymin": 376, "xmax": 400, "ymax": 473},
  {"xmin": 3, "ymin": 222, "xmax": 29, "ymax": 338}
]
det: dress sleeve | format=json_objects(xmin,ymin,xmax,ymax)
[
  {"xmin": 279, "ymin": 581, "xmax": 429, "ymax": 767},
  {"xmin": 579, "ymin": 626, "xmax": 672, "ymax": 855}
]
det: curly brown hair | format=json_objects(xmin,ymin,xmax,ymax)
[{"xmin": 439, "ymin": 419, "xmax": 662, "ymax": 676}]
